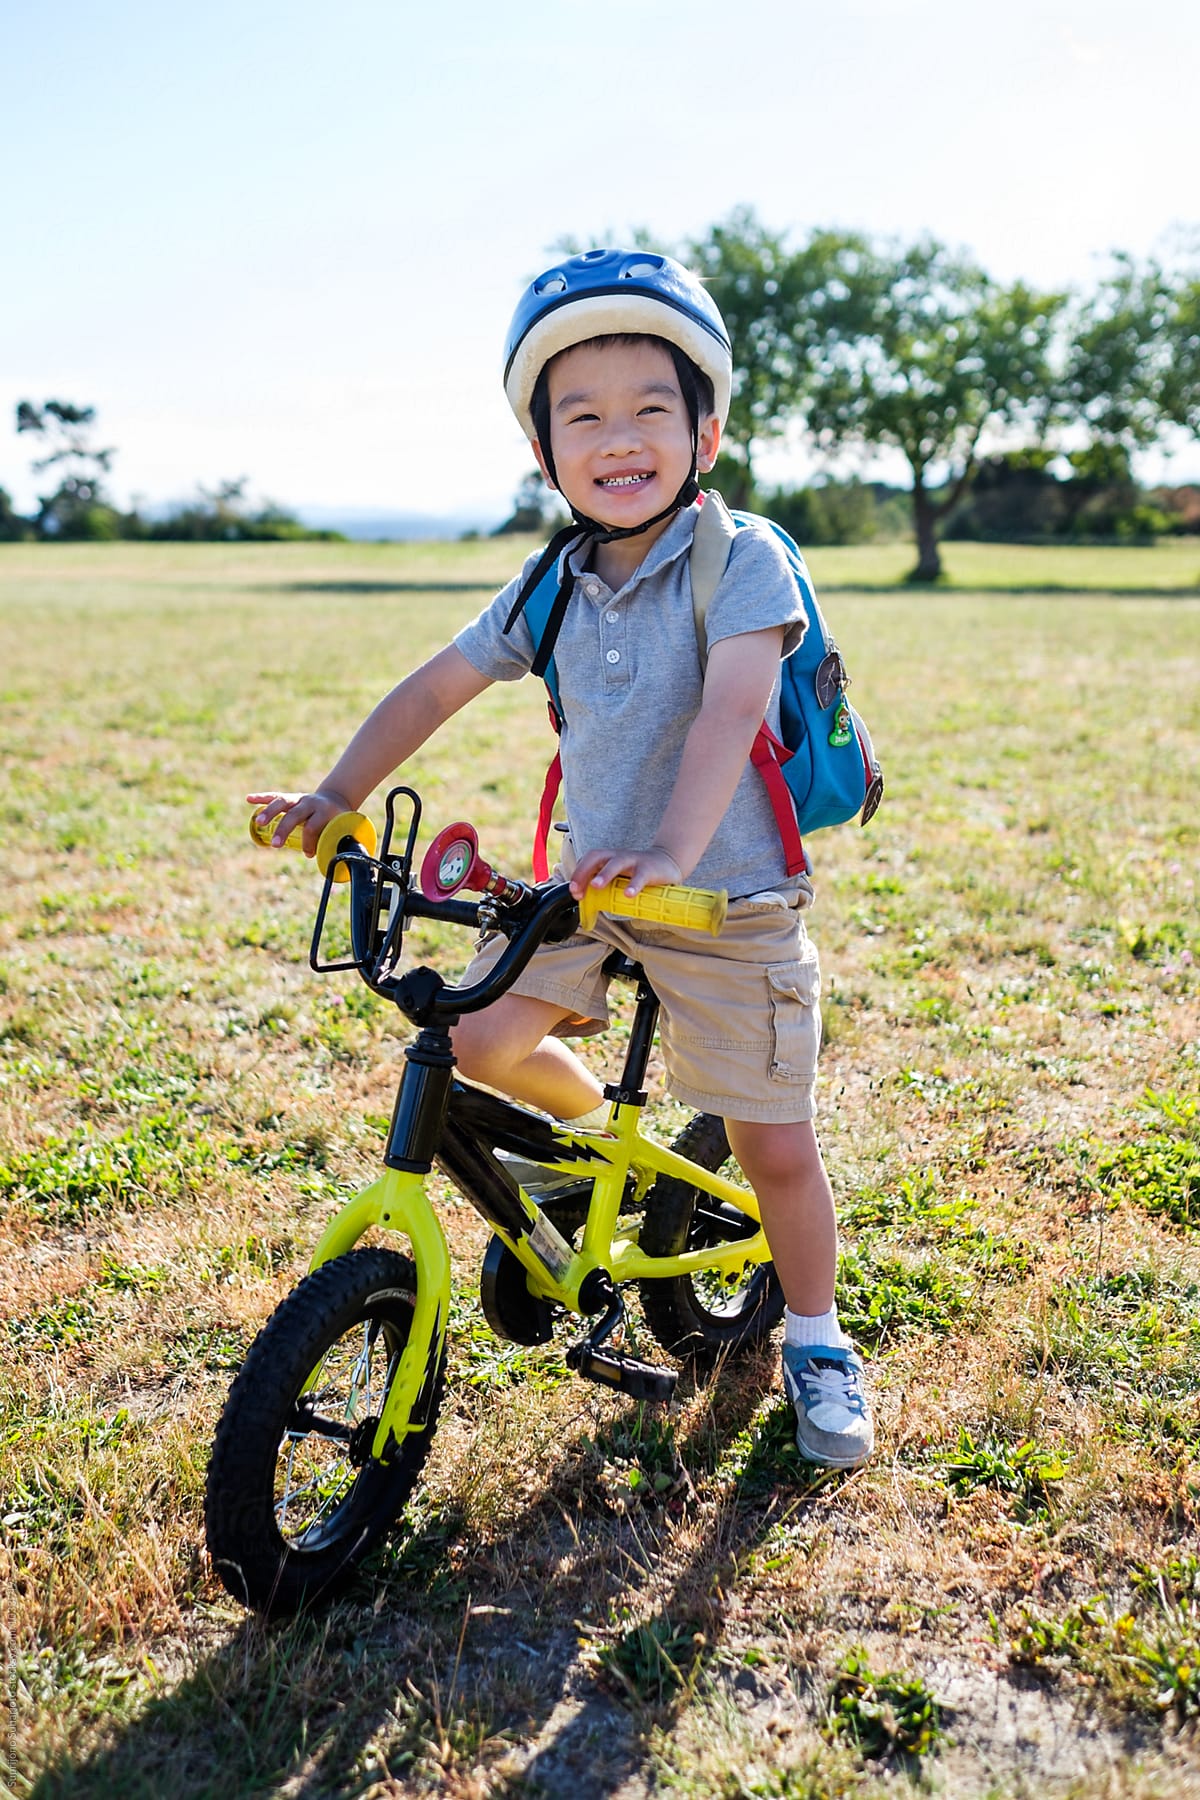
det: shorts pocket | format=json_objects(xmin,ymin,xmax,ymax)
[{"xmin": 767, "ymin": 957, "xmax": 821, "ymax": 1082}]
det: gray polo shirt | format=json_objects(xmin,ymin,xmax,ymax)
[{"xmin": 454, "ymin": 502, "xmax": 812, "ymax": 898}]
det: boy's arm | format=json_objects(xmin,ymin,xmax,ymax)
[
  {"xmin": 569, "ymin": 626, "xmax": 785, "ymax": 898},
  {"xmin": 249, "ymin": 644, "xmax": 493, "ymax": 857}
]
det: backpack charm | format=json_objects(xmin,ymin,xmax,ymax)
[
  {"xmin": 828, "ymin": 698, "xmax": 853, "ymax": 749},
  {"xmin": 815, "ymin": 649, "xmax": 846, "ymax": 711}
]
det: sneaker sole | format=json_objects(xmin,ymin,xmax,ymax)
[{"xmin": 795, "ymin": 1435, "xmax": 874, "ymax": 1469}]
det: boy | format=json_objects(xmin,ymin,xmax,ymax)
[{"xmin": 250, "ymin": 250, "xmax": 873, "ymax": 1468}]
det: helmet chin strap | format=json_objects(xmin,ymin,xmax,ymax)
[{"xmin": 566, "ymin": 472, "xmax": 700, "ymax": 543}]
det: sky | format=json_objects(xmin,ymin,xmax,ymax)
[{"xmin": 5, "ymin": 0, "xmax": 1200, "ymax": 525}]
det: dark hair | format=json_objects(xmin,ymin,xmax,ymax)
[{"xmin": 529, "ymin": 333, "xmax": 715, "ymax": 463}]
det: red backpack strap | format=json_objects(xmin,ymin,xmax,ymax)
[
  {"xmin": 749, "ymin": 723, "xmax": 807, "ymax": 877},
  {"xmin": 533, "ymin": 749, "xmax": 563, "ymax": 882}
]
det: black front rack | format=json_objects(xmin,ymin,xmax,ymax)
[
  {"xmin": 309, "ymin": 784, "xmax": 424, "ymax": 983},
  {"xmin": 306, "ymin": 785, "xmax": 583, "ymax": 1028}
]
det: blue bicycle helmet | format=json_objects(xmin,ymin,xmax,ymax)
[
  {"xmin": 500, "ymin": 250, "xmax": 735, "ymax": 648},
  {"xmin": 504, "ymin": 248, "xmax": 733, "ymax": 438}
]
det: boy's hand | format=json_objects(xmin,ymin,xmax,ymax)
[
  {"xmin": 247, "ymin": 789, "xmax": 354, "ymax": 859},
  {"xmin": 569, "ymin": 845, "xmax": 684, "ymax": 901}
]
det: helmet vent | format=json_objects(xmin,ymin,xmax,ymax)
[
  {"xmin": 534, "ymin": 273, "xmax": 569, "ymax": 296},
  {"xmin": 622, "ymin": 258, "xmax": 663, "ymax": 278}
]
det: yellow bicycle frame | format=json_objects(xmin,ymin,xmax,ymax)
[{"xmin": 304, "ymin": 1097, "xmax": 766, "ymax": 1464}]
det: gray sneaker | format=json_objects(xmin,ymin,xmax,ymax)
[{"xmin": 781, "ymin": 1343, "xmax": 874, "ymax": 1468}]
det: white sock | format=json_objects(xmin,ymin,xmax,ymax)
[
  {"xmin": 564, "ymin": 1101, "xmax": 610, "ymax": 1131},
  {"xmin": 784, "ymin": 1306, "xmax": 850, "ymax": 1350}
]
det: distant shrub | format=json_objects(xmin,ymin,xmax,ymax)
[
  {"xmin": 766, "ymin": 478, "xmax": 908, "ymax": 546},
  {"xmin": 144, "ymin": 480, "xmax": 343, "ymax": 542},
  {"xmin": 0, "ymin": 486, "xmax": 33, "ymax": 542}
]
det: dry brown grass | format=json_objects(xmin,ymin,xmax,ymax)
[{"xmin": 1, "ymin": 540, "xmax": 1198, "ymax": 1798}]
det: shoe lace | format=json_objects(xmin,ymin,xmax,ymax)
[{"xmin": 801, "ymin": 1357, "xmax": 865, "ymax": 1416}]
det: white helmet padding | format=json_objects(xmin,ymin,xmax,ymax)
[{"xmin": 503, "ymin": 251, "xmax": 733, "ymax": 439}]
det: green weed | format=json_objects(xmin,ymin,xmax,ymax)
[
  {"xmin": 836, "ymin": 1244, "xmax": 977, "ymax": 1345},
  {"xmin": 96, "ymin": 1253, "xmax": 169, "ymax": 1294},
  {"xmin": 1037, "ymin": 1268, "xmax": 1200, "ymax": 1403},
  {"xmin": 1064, "ymin": 1088, "xmax": 1200, "ymax": 1230},
  {"xmin": 7, "ymin": 1294, "xmax": 97, "ymax": 1351},
  {"xmin": 1013, "ymin": 1560, "xmax": 1200, "ymax": 1724},
  {"xmin": 596, "ymin": 1609, "xmax": 706, "ymax": 1708},
  {"xmin": 0, "ymin": 1117, "xmax": 214, "ymax": 1220},
  {"xmin": 943, "ymin": 1427, "xmax": 1067, "ymax": 1519},
  {"xmin": 825, "ymin": 1647, "xmax": 946, "ymax": 1762},
  {"xmin": 580, "ymin": 1407, "xmax": 690, "ymax": 1510},
  {"xmin": 719, "ymin": 1399, "xmax": 837, "ymax": 1502},
  {"xmin": 163, "ymin": 1324, "xmax": 248, "ymax": 1372}
]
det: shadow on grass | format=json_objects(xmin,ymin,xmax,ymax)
[
  {"xmin": 27, "ymin": 1355, "xmax": 858, "ymax": 1800},
  {"xmin": 818, "ymin": 581, "xmax": 1200, "ymax": 598},
  {"xmin": 277, "ymin": 580, "xmax": 499, "ymax": 596},
  {"xmin": 276, "ymin": 578, "xmax": 1200, "ymax": 600},
  {"xmin": 23, "ymin": 1606, "xmax": 408, "ymax": 1800}
]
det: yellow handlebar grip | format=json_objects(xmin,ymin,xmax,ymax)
[
  {"xmin": 315, "ymin": 812, "xmax": 377, "ymax": 880},
  {"xmin": 577, "ymin": 880, "xmax": 727, "ymax": 936},
  {"xmin": 248, "ymin": 807, "xmax": 377, "ymax": 884}
]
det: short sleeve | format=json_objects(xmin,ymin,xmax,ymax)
[
  {"xmin": 702, "ymin": 519, "xmax": 808, "ymax": 659},
  {"xmin": 453, "ymin": 551, "xmax": 543, "ymax": 683}
]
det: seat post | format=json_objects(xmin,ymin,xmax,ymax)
[{"xmin": 603, "ymin": 956, "xmax": 660, "ymax": 1108}]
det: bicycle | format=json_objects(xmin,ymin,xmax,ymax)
[{"xmin": 204, "ymin": 786, "xmax": 784, "ymax": 1616}]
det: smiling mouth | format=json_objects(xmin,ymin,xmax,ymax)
[{"xmin": 596, "ymin": 472, "xmax": 655, "ymax": 489}]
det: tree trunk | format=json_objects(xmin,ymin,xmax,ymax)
[{"xmin": 910, "ymin": 478, "xmax": 942, "ymax": 582}]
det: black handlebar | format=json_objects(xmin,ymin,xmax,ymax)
[{"xmin": 309, "ymin": 816, "xmax": 581, "ymax": 1028}]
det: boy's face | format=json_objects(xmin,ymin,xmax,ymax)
[{"xmin": 532, "ymin": 338, "xmax": 720, "ymax": 534}]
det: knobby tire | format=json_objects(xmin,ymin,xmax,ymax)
[
  {"xmin": 204, "ymin": 1246, "xmax": 445, "ymax": 1617},
  {"xmin": 638, "ymin": 1113, "xmax": 784, "ymax": 1365}
]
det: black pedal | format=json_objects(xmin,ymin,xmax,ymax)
[{"xmin": 570, "ymin": 1347, "xmax": 677, "ymax": 1403}]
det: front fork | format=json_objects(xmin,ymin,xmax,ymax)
[{"xmin": 306, "ymin": 1169, "xmax": 451, "ymax": 1463}]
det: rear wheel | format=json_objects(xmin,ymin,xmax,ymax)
[
  {"xmin": 204, "ymin": 1247, "xmax": 444, "ymax": 1617},
  {"xmin": 638, "ymin": 1114, "xmax": 784, "ymax": 1366}
]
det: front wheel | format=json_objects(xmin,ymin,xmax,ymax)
[
  {"xmin": 204, "ymin": 1247, "xmax": 444, "ymax": 1616},
  {"xmin": 638, "ymin": 1113, "xmax": 784, "ymax": 1367}
]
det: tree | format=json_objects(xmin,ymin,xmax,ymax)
[
  {"xmin": 684, "ymin": 209, "xmax": 872, "ymax": 506},
  {"xmin": 146, "ymin": 478, "xmax": 339, "ymax": 541},
  {"xmin": 16, "ymin": 399, "xmax": 122, "ymax": 539},
  {"xmin": 1060, "ymin": 254, "xmax": 1172, "ymax": 453},
  {"xmin": 1161, "ymin": 266, "xmax": 1200, "ymax": 439},
  {"xmin": 492, "ymin": 469, "xmax": 567, "ymax": 536},
  {"xmin": 803, "ymin": 239, "xmax": 1064, "ymax": 580}
]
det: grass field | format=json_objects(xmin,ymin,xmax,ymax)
[{"xmin": 1, "ymin": 538, "xmax": 1198, "ymax": 1799}]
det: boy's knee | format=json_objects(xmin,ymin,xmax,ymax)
[
  {"xmin": 727, "ymin": 1117, "xmax": 821, "ymax": 1185},
  {"xmin": 450, "ymin": 1015, "xmax": 490, "ymax": 1079}
]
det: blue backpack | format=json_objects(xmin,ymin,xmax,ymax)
[{"xmin": 510, "ymin": 490, "xmax": 884, "ymax": 881}]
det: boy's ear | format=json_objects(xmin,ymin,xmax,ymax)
[
  {"xmin": 531, "ymin": 440, "xmax": 558, "ymax": 490},
  {"xmin": 696, "ymin": 415, "xmax": 721, "ymax": 476}
]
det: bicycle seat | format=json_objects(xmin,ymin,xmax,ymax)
[{"xmin": 601, "ymin": 949, "xmax": 644, "ymax": 983}]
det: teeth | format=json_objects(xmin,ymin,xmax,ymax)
[{"xmin": 600, "ymin": 474, "xmax": 651, "ymax": 487}]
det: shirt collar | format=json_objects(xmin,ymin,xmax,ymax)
[{"xmin": 563, "ymin": 500, "xmax": 701, "ymax": 592}]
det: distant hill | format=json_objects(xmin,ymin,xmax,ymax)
[{"xmin": 296, "ymin": 506, "xmax": 504, "ymax": 541}]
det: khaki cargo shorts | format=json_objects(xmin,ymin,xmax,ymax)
[{"xmin": 460, "ymin": 890, "xmax": 822, "ymax": 1124}]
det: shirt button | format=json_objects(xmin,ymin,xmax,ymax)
[
  {"xmin": 606, "ymin": 649, "xmax": 620, "ymax": 664},
  {"xmin": 605, "ymin": 610, "xmax": 618, "ymax": 623},
  {"xmin": 585, "ymin": 581, "xmax": 600, "ymax": 598}
]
